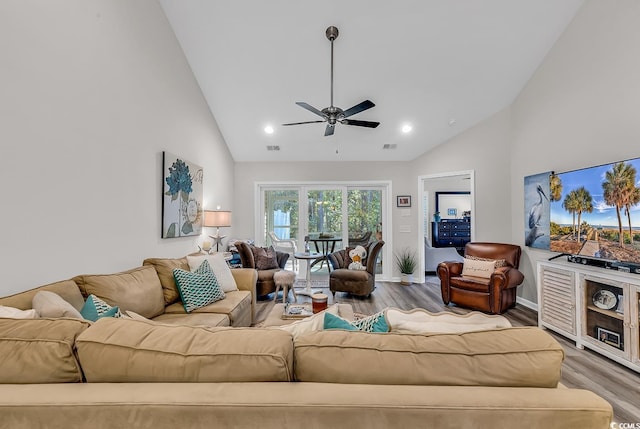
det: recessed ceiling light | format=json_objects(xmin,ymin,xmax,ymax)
[
  {"xmin": 448, "ymin": 118, "xmax": 457, "ymax": 127},
  {"xmin": 264, "ymin": 125, "xmax": 274, "ymax": 134},
  {"xmin": 401, "ymin": 124, "xmax": 412, "ymax": 133}
]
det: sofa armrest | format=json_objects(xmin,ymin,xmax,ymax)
[{"xmin": 231, "ymin": 268, "xmax": 258, "ymax": 323}]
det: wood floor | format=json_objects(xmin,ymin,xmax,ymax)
[{"xmin": 255, "ymin": 276, "xmax": 640, "ymax": 423}]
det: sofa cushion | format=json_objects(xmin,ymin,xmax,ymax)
[
  {"xmin": 142, "ymin": 257, "xmax": 189, "ymax": 305},
  {"xmin": 0, "ymin": 306, "xmax": 38, "ymax": 319},
  {"xmin": 251, "ymin": 246, "xmax": 279, "ymax": 270},
  {"xmin": 0, "ymin": 318, "xmax": 90, "ymax": 383},
  {"xmin": 80, "ymin": 295, "xmax": 122, "ymax": 321},
  {"xmin": 294, "ymin": 327, "xmax": 564, "ymax": 388},
  {"xmin": 164, "ymin": 290, "xmax": 252, "ymax": 327},
  {"xmin": 151, "ymin": 312, "xmax": 230, "ymax": 327},
  {"xmin": 461, "ymin": 257, "xmax": 495, "ymax": 279},
  {"xmin": 324, "ymin": 311, "xmax": 389, "ymax": 332},
  {"xmin": 73, "ymin": 266, "xmax": 165, "ymax": 319},
  {"xmin": 76, "ymin": 318, "xmax": 294, "ymax": 382},
  {"xmin": 173, "ymin": 261, "xmax": 225, "ymax": 313},
  {"xmin": 32, "ymin": 291, "xmax": 83, "ymax": 319},
  {"xmin": 0, "ymin": 279, "xmax": 85, "ymax": 311},
  {"xmin": 186, "ymin": 254, "xmax": 238, "ymax": 292}
]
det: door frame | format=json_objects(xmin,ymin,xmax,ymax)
[
  {"xmin": 416, "ymin": 170, "xmax": 475, "ymax": 284},
  {"xmin": 256, "ymin": 180, "xmax": 392, "ymax": 280}
]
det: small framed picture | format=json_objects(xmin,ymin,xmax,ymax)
[
  {"xmin": 447, "ymin": 208, "xmax": 457, "ymax": 216},
  {"xmin": 397, "ymin": 195, "xmax": 411, "ymax": 207},
  {"xmin": 596, "ymin": 326, "xmax": 622, "ymax": 350}
]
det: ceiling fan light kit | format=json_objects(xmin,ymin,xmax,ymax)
[{"xmin": 282, "ymin": 26, "xmax": 380, "ymax": 136}]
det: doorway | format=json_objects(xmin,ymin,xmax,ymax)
[{"xmin": 417, "ymin": 170, "xmax": 475, "ymax": 283}]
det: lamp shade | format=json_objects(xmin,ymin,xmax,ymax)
[{"xmin": 203, "ymin": 210, "xmax": 232, "ymax": 228}]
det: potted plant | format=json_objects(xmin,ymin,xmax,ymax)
[
  {"xmin": 395, "ymin": 248, "xmax": 417, "ymax": 285},
  {"xmin": 433, "ymin": 211, "xmax": 441, "ymax": 222}
]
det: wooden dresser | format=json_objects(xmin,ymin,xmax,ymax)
[{"xmin": 431, "ymin": 219, "xmax": 471, "ymax": 254}]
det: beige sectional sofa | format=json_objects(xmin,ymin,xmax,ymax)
[
  {"xmin": 0, "ymin": 258, "xmax": 613, "ymax": 428},
  {"xmin": 0, "ymin": 256, "xmax": 257, "ymax": 328}
]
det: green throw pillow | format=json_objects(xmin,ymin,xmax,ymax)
[
  {"xmin": 173, "ymin": 260, "xmax": 225, "ymax": 313},
  {"xmin": 323, "ymin": 311, "xmax": 389, "ymax": 333},
  {"xmin": 80, "ymin": 294, "xmax": 121, "ymax": 322}
]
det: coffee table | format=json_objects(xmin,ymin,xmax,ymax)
[{"xmin": 261, "ymin": 303, "xmax": 354, "ymax": 327}]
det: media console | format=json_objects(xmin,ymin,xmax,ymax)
[{"xmin": 537, "ymin": 260, "xmax": 640, "ymax": 373}]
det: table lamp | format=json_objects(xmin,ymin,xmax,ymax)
[{"xmin": 203, "ymin": 210, "xmax": 232, "ymax": 252}]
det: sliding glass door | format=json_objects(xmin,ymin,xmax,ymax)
[{"xmin": 260, "ymin": 182, "xmax": 389, "ymax": 279}]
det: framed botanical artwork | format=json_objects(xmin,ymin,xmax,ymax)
[
  {"xmin": 162, "ymin": 152, "xmax": 204, "ymax": 238},
  {"xmin": 397, "ymin": 195, "xmax": 411, "ymax": 207}
]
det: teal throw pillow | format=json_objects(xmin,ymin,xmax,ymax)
[
  {"xmin": 173, "ymin": 260, "xmax": 225, "ymax": 313},
  {"xmin": 80, "ymin": 294, "xmax": 121, "ymax": 322},
  {"xmin": 323, "ymin": 311, "xmax": 389, "ymax": 333}
]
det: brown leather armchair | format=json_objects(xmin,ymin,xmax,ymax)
[
  {"xmin": 437, "ymin": 242, "xmax": 524, "ymax": 314},
  {"xmin": 235, "ymin": 242, "xmax": 289, "ymax": 297},
  {"xmin": 328, "ymin": 241, "xmax": 384, "ymax": 298}
]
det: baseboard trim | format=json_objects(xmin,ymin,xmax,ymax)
[{"xmin": 516, "ymin": 296, "xmax": 538, "ymax": 312}]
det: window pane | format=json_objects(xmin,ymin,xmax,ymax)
[
  {"xmin": 265, "ymin": 190, "xmax": 299, "ymax": 243},
  {"xmin": 308, "ymin": 190, "xmax": 342, "ymax": 237}
]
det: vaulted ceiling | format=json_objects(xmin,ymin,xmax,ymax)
[{"xmin": 160, "ymin": 0, "xmax": 584, "ymax": 162}]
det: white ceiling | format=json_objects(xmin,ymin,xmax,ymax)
[{"xmin": 160, "ymin": 0, "xmax": 584, "ymax": 162}]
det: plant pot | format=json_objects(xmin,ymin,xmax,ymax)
[{"xmin": 400, "ymin": 273, "xmax": 413, "ymax": 285}]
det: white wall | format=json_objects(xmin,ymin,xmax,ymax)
[
  {"xmin": 510, "ymin": 0, "xmax": 640, "ymax": 303},
  {"xmin": 412, "ymin": 107, "xmax": 514, "ymax": 243},
  {"xmin": 0, "ymin": 0, "xmax": 234, "ymax": 295}
]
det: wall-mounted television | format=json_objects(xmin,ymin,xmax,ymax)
[{"xmin": 550, "ymin": 156, "xmax": 640, "ymax": 266}]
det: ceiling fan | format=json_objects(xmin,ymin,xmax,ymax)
[{"xmin": 282, "ymin": 26, "xmax": 380, "ymax": 136}]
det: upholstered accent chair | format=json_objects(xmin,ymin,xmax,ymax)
[
  {"xmin": 235, "ymin": 242, "xmax": 289, "ymax": 297},
  {"xmin": 437, "ymin": 242, "xmax": 524, "ymax": 314},
  {"xmin": 327, "ymin": 241, "xmax": 385, "ymax": 298}
]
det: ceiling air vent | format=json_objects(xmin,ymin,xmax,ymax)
[
  {"xmin": 383, "ymin": 144, "xmax": 397, "ymax": 150},
  {"xmin": 266, "ymin": 145, "xmax": 280, "ymax": 151}
]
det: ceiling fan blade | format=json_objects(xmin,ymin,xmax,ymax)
[
  {"xmin": 324, "ymin": 124, "xmax": 335, "ymax": 136},
  {"xmin": 296, "ymin": 102, "xmax": 327, "ymax": 118},
  {"xmin": 282, "ymin": 120, "xmax": 325, "ymax": 126},
  {"xmin": 341, "ymin": 100, "xmax": 375, "ymax": 118},
  {"xmin": 342, "ymin": 119, "xmax": 380, "ymax": 128}
]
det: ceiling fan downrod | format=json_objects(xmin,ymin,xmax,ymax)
[{"xmin": 326, "ymin": 26, "xmax": 339, "ymax": 109}]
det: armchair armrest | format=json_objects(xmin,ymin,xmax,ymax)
[
  {"xmin": 231, "ymin": 268, "xmax": 258, "ymax": 323},
  {"xmin": 276, "ymin": 252, "xmax": 289, "ymax": 269},
  {"xmin": 491, "ymin": 266, "xmax": 524, "ymax": 290},
  {"xmin": 437, "ymin": 261, "xmax": 464, "ymax": 277}
]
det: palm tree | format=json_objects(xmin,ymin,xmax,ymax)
[
  {"xmin": 549, "ymin": 173, "xmax": 562, "ymax": 202},
  {"xmin": 623, "ymin": 182, "xmax": 640, "ymax": 245},
  {"xmin": 622, "ymin": 163, "xmax": 640, "ymax": 244},
  {"xmin": 603, "ymin": 162, "xmax": 635, "ymax": 247},
  {"xmin": 562, "ymin": 191, "xmax": 579, "ymax": 239},
  {"xmin": 573, "ymin": 187, "xmax": 593, "ymax": 243}
]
